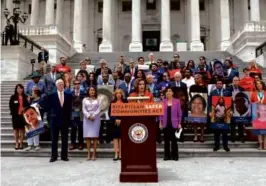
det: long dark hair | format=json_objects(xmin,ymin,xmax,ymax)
[
  {"xmin": 135, "ymin": 69, "xmax": 146, "ymax": 80},
  {"xmin": 14, "ymin": 84, "xmax": 25, "ymax": 97},
  {"xmin": 86, "ymin": 86, "xmax": 97, "ymax": 98},
  {"xmin": 86, "ymin": 72, "xmax": 97, "ymax": 86},
  {"xmin": 187, "ymin": 60, "xmax": 195, "ymax": 69}
]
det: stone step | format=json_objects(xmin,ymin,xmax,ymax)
[
  {"xmin": 1, "ymin": 140, "xmax": 257, "ymax": 149},
  {"xmin": 0, "ymin": 133, "xmax": 216, "ymax": 141},
  {"xmin": 1, "ymin": 147, "xmax": 265, "ymax": 158}
]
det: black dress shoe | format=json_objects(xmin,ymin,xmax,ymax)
[
  {"xmin": 213, "ymin": 147, "xmax": 220, "ymax": 151},
  {"xmin": 49, "ymin": 158, "xmax": 57, "ymax": 163},
  {"xmin": 173, "ymin": 157, "xmax": 179, "ymax": 161},
  {"xmin": 113, "ymin": 157, "xmax": 119, "ymax": 161},
  {"xmin": 61, "ymin": 157, "xmax": 69, "ymax": 161},
  {"xmin": 224, "ymin": 147, "xmax": 230, "ymax": 152},
  {"xmin": 163, "ymin": 157, "xmax": 170, "ymax": 161}
]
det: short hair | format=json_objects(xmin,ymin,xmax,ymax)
[
  {"xmin": 174, "ymin": 71, "xmax": 182, "ymax": 78},
  {"xmin": 199, "ymin": 56, "xmax": 206, "ymax": 60},
  {"xmin": 190, "ymin": 94, "xmax": 207, "ymax": 111},
  {"xmin": 56, "ymin": 79, "xmax": 64, "ymax": 86},
  {"xmin": 124, "ymin": 72, "xmax": 131, "ymax": 77},
  {"xmin": 194, "ymin": 74, "xmax": 202, "ymax": 79},
  {"xmin": 146, "ymin": 74, "xmax": 153, "ymax": 79},
  {"xmin": 151, "ymin": 63, "xmax": 158, "ymax": 68},
  {"xmin": 79, "ymin": 60, "xmax": 86, "ymax": 65},
  {"xmin": 138, "ymin": 57, "xmax": 144, "ymax": 61},
  {"xmin": 99, "ymin": 59, "xmax": 107, "ymax": 64},
  {"xmin": 60, "ymin": 57, "xmax": 66, "ymax": 60},
  {"xmin": 213, "ymin": 60, "xmax": 223, "ymax": 68},
  {"xmin": 234, "ymin": 92, "xmax": 250, "ymax": 104},
  {"xmin": 164, "ymin": 86, "xmax": 174, "ymax": 95}
]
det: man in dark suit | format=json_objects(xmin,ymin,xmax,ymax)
[
  {"xmin": 38, "ymin": 47, "xmax": 49, "ymax": 75},
  {"xmin": 210, "ymin": 79, "xmax": 231, "ymax": 152},
  {"xmin": 124, "ymin": 59, "xmax": 137, "ymax": 77},
  {"xmin": 224, "ymin": 59, "xmax": 239, "ymax": 84},
  {"xmin": 226, "ymin": 76, "xmax": 245, "ymax": 143},
  {"xmin": 48, "ymin": 79, "xmax": 72, "ymax": 162},
  {"xmin": 4, "ymin": 21, "xmax": 14, "ymax": 45},
  {"xmin": 95, "ymin": 59, "xmax": 112, "ymax": 78},
  {"xmin": 170, "ymin": 71, "xmax": 187, "ymax": 90}
]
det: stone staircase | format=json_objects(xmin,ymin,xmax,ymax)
[{"xmin": 1, "ymin": 80, "xmax": 266, "ymax": 158}]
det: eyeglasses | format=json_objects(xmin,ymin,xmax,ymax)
[{"xmin": 74, "ymin": 83, "xmax": 80, "ymax": 85}]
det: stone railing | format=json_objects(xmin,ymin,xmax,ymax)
[
  {"xmin": 227, "ymin": 21, "xmax": 266, "ymax": 63},
  {"xmin": 19, "ymin": 24, "xmax": 72, "ymax": 46},
  {"xmin": 230, "ymin": 21, "xmax": 266, "ymax": 43}
]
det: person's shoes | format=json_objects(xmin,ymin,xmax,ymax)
[
  {"xmin": 224, "ymin": 147, "xmax": 230, "ymax": 152},
  {"xmin": 163, "ymin": 157, "xmax": 170, "ymax": 161},
  {"xmin": 69, "ymin": 144, "xmax": 75, "ymax": 150},
  {"xmin": 49, "ymin": 157, "xmax": 57, "ymax": 163},
  {"xmin": 78, "ymin": 145, "xmax": 83, "ymax": 150},
  {"xmin": 173, "ymin": 157, "xmax": 179, "ymax": 161},
  {"xmin": 61, "ymin": 157, "xmax": 69, "ymax": 161},
  {"xmin": 15, "ymin": 144, "xmax": 19, "ymax": 150},
  {"xmin": 25, "ymin": 146, "xmax": 34, "ymax": 151},
  {"xmin": 34, "ymin": 146, "xmax": 40, "ymax": 151},
  {"xmin": 213, "ymin": 147, "xmax": 220, "ymax": 151},
  {"xmin": 19, "ymin": 144, "xmax": 23, "ymax": 150},
  {"xmin": 113, "ymin": 157, "xmax": 119, "ymax": 161}
]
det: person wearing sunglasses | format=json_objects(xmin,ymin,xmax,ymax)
[{"xmin": 69, "ymin": 80, "xmax": 86, "ymax": 151}]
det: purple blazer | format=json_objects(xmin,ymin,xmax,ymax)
[{"xmin": 159, "ymin": 98, "xmax": 182, "ymax": 129}]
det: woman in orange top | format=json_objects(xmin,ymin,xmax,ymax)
[
  {"xmin": 250, "ymin": 80, "xmax": 266, "ymax": 150},
  {"xmin": 129, "ymin": 78, "xmax": 154, "ymax": 102},
  {"xmin": 9, "ymin": 84, "xmax": 30, "ymax": 150},
  {"xmin": 250, "ymin": 80, "xmax": 266, "ymax": 104}
]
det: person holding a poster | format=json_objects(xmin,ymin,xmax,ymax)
[
  {"xmin": 251, "ymin": 80, "xmax": 266, "ymax": 104},
  {"xmin": 189, "ymin": 74, "xmax": 208, "ymax": 142},
  {"xmin": 252, "ymin": 104, "xmax": 266, "ymax": 150},
  {"xmin": 129, "ymin": 78, "xmax": 154, "ymax": 102},
  {"xmin": 48, "ymin": 79, "xmax": 73, "ymax": 162},
  {"xmin": 9, "ymin": 84, "xmax": 30, "ymax": 150},
  {"xmin": 210, "ymin": 80, "xmax": 231, "ymax": 152},
  {"xmin": 240, "ymin": 68, "xmax": 255, "ymax": 92},
  {"xmin": 159, "ymin": 87, "xmax": 182, "ymax": 161},
  {"xmin": 83, "ymin": 86, "xmax": 102, "ymax": 161}
]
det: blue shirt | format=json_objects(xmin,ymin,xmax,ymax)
[{"xmin": 26, "ymin": 80, "xmax": 46, "ymax": 97}]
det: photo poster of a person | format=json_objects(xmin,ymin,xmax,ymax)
[
  {"xmin": 210, "ymin": 96, "xmax": 232, "ymax": 130},
  {"xmin": 173, "ymin": 87, "xmax": 188, "ymax": 120},
  {"xmin": 252, "ymin": 103, "xmax": 266, "ymax": 135},
  {"xmin": 23, "ymin": 103, "xmax": 45, "ymax": 139},
  {"xmin": 187, "ymin": 93, "xmax": 208, "ymax": 123},
  {"xmin": 232, "ymin": 91, "xmax": 252, "ymax": 123}
]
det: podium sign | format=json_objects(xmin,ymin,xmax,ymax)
[{"xmin": 111, "ymin": 103, "xmax": 163, "ymax": 182}]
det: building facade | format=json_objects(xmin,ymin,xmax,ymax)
[{"xmin": 1, "ymin": 0, "xmax": 266, "ymax": 53}]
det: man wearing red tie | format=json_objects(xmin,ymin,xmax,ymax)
[
  {"xmin": 125, "ymin": 59, "xmax": 136, "ymax": 77},
  {"xmin": 47, "ymin": 79, "xmax": 72, "ymax": 162}
]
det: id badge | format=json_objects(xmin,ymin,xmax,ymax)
[
  {"xmin": 14, "ymin": 101, "xmax": 18, "ymax": 104},
  {"xmin": 74, "ymin": 108, "xmax": 80, "ymax": 112}
]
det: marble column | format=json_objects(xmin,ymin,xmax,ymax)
[
  {"xmin": 129, "ymin": 0, "xmax": 142, "ymax": 52},
  {"xmin": 45, "ymin": 0, "xmax": 54, "ymax": 24},
  {"xmin": 56, "ymin": 0, "xmax": 64, "ymax": 30},
  {"xmin": 159, "ymin": 0, "xmax": 173, "ymax": 51},
  {"xmin": 219, "ymin": 0, "xmax": 231, "ymax": 50},
  {"xmin": 250, "ymin": 0, "xmax": 260, "ymax": 21},
  {"xmin": 73, "ymin": 0, "xmax": 83, "ymax": 53},
  {"xmin": 187, "ymin": 0, "xmax": 204, "ymax": 51},
  {"xmin": 6, "ymin": 0, "xmax": 13, "ymax": 13},
  {"xmin": 99, "ymin": 0, "xmax": 113, "ymax": 52},
  {"xmin": 242, "ymin": 0, "xmax": 249, "ymax": 23},
  {"xmin": 30, "ymin": 0, "xmax": 39, "ymax": 25}
]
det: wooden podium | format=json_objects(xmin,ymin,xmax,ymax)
[{"xmin": 111, "ymin": 102, "xmax": 163, "ymax": 182}]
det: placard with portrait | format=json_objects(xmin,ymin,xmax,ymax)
[
  {"xmin": 252, "ymin": 103, "xmax": 266, "ymax": 135},
  {"xmin": 187, "ymin": 93, "xmax": 208, "ymax": 123}
]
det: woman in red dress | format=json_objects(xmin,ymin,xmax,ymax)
[{"xmin": 129, "ymin": 78, "xmax": 154, "ymax": 102}]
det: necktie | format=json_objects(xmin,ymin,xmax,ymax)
[{"xmin": 59, "ymin": 92, "xmax": 64, "ymax": 107}]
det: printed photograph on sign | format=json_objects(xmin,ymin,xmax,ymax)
[
  {"xmin": 252, "ymin": 103, "xmax": 266, "ymax": 135},
  {"xmin": 210, "ymin": 96, "xmax": 232, "ymax": 129},
  {"xmin": 23, "ymin": 104, "xmax": 45, "ymax": 138},
  {"xmin": 232, "ymin": 91, "xmax": 252, "ymax": 123},
  {"xmin": 187, "ymin": 93, "xmax": 208, "ymax": 123}
]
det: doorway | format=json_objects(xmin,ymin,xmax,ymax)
[{"xmin": 142, "ymin": 31, "xmax": 160, "ymax": 51}]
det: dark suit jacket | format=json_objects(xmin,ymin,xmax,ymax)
[
  {"xmin": 226, "ymin": 85, "xmax": 244, "ymax": 93},
  {"xmin": 9, "ymin": 94, "xmax": 29, "ymax": 116},
  {"xmin": 226, "ymin": 68, "xmax": 239, "ymax": 83},
  {"xmin": 38, "ymin": 50, "xmax": 49, "ymax": 63},
  {"xmin": 48, "ymin": 91, "xmax": 72, "ymax": 127},
  {"xmin": 95, "ymin": 68, "xmax": 112, "ymax": 77},
  {"xmin": 124, "ymin": 66, "xmax": 137, "ymax": 77},
  {"xmin": 170, "ymin": 81, "xmax": 187, "ymax": 90}
]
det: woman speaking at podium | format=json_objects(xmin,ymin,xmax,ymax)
[
  {"xmin": 129, "ymin": 78, "xmax": 154, "ymax": 102},
  {"xmin": 159, "ymin": 87, "xmax": 182, "ymax": 161}
]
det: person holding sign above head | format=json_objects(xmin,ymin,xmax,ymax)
[
  {"xmin": 159, "ymin": 87, "xmax": 182, "ymax": 161},
  {"xmin": 129, "ymin": 78, "xmax": 154, "ymax": 103},
  {"xmin": 82, "ymin": 86, "xmax": 102, "ymax": 161}
]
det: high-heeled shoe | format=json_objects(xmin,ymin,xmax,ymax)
[
  {"xmin": 19, "ymin": 144, "xmax": 23, "ymax": 150},
  {"xmin": 113, "ymin": 157, "xmax": 119, "ymax": 161}
]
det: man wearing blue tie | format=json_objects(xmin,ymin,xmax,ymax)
[{"xmin": 47, "ymin": 79, "xmax": 72, "ymax": 162}]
